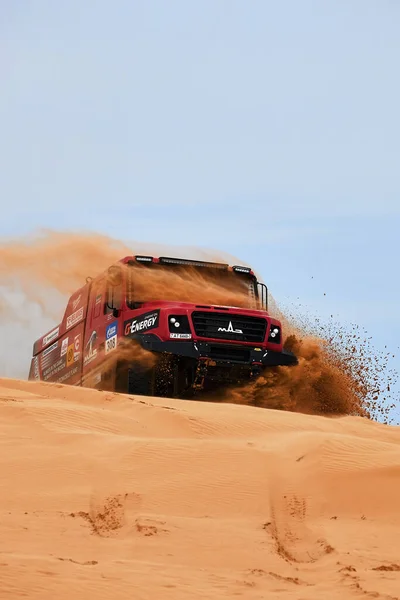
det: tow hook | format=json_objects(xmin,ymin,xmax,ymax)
[{"xmin": 250, "ymin": 365, "xmax": 262, "ymax": 378}]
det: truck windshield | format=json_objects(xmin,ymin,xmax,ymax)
[{"xmin": 126, "ymin": 263, "xmax": 258, "ymax": 309}]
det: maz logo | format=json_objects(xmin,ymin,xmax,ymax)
[{"xmin": 217, "ymin": 321, "xmax": 243, "ymax": 334}]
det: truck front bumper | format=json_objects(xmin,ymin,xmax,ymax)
[{"xmin": 132, "ymin": 334, "xmax": 298, "ymax": 368}]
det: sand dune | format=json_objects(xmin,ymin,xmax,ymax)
[{"xmin": 1, "ymin": 378, "xmax": 400, "ymax": 599}]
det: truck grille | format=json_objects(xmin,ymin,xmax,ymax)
[{"xmin": 191, "ymin": 311, "xmax": 267, "ymax": 343}]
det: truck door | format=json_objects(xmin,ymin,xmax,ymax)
[{"xmin": 81, "ymin": 267, "xmax": 123, "ymax": 389}]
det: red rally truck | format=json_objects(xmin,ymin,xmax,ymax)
[{"xmin": 28, "ymin": 255, "xmax": 297, "ymax": 397}]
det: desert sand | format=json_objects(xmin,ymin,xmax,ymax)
[{"xmin": 1, "ymin": 377, "xmax": 400, "ymax": 600}]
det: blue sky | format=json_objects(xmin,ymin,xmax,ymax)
[{"xmin": 1, "ymin": 1, "xmax": 399, "ymax": 407}]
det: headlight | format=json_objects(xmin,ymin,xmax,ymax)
[
  {"xmin": 268, "ymin": 325, "xmax": 281, "ymax": 344},
  {"xmin": 168, "ymin": 315, "xmax": 192, "ymax": 337}
]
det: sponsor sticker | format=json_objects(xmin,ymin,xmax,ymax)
[
  {"xmin": 106, "ymin": 322, "xmax": 117, "ymax": 339},
  {"xmin": 67, "ymin": 344, "xmax": 75, "ymax": 367},
  {"xmin": 72, "ymin": 294, "xmax": 82, "ymax": 311},
  {"xmin": 56, "ymin": 364, "xmax": 79, "ymax": 384},
  {"xmin": 33, "ymin": 356, "xmax": 40, "ymax": 380},
  {"xmin": 66, "ymin": 306, "xmax": 84, "ymax": 330},
  {"xmin": 42, "ymin": 357, "xmax": 66, "ymax": 381},
  {"xmin": 83, "ymin": 330, "xmax": 98, "ymax": 366},
  {"xmin": 42, "ymin": 341, "xmax": 58, "ymax": 358},
  {"xmin": 170, "ymin": 333, "xmax": 192, "ymax": 339},
  {"xmin": 61, "ymin": 338, "xmax": 69, "ymax": 356},
  {"xmin": 84, "ymin": 349, "xmax": 97, "ymax": 366},
  {"xmin": 41, "ymin": 342, "xmax": 59, "ymax": 369},
  {"xmin": 73, "ymin": 334, "xmax": 81, "ymax": 363},
  {"xmin": 124, "ymin": 310, "xmax": 160, "ymax": 336},
  {"xmin": 105, "ymin": 321, "xmax": 118, "ymax": 354},
  {"xmin": 42, "ymin": 327, "xmax": 59, "ymax": 347}
]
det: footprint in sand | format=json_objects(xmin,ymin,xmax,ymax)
[{"xmin": 71, "ymin": 491, "xmax": 142, "ymax": 538}]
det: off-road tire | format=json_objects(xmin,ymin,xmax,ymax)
[{"xmin": 127, "ymin": 364, "xmax": 155, "ymax": 396}]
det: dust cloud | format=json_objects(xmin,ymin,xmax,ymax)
[
  {"xmin": 0, "ymin": 230, "xmax": 247, "ymax": 377},
  {"xmin": 0, "ymin": 230, "xmax": 248, "ymax": 307},
  {"xmin": 0, "ymin": 229, "xmax": 398, "ymax": 423}
]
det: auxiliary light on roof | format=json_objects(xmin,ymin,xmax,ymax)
[
  {"xmin": 232, "ymin": 265, "xmax": 252, "ymax": 273},
  {"xmin": 135, "ymin": 255, "xmax": 154, "ymax": 262}
]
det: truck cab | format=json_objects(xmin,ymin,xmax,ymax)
[{"xmin": 28, "ymin": 255, "xmax": 297, "ymax": 397}]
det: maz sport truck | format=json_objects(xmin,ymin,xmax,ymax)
[{"xmin": 28, "ymin": 255, "xmax": 298, "ymax": 398}]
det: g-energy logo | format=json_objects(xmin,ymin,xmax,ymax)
[{"xmin": 124, "ymin": 310, "xmax": 160, "ymax": 336}]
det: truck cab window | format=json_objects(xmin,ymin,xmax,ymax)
[{"xmin": 105, "ymin": 266, "xmax": 123, "ymax": 314}]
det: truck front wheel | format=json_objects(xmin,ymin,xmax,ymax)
[
  {"xmin": 116, "ymin": 355, "xmax": 191, "ymax": 399},
  {"xmin": 115, "ymin": 361, "xmax": 155, "ymax": 397},
  {"xmin": 128, "ymin": 364, "xmax": 155, "ymax": 396}
]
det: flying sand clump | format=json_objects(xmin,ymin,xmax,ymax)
[{"xmin": 236, "ymin": 303, "xmax": 399, "ymax": 425}]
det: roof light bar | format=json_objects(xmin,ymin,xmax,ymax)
[
  {"xmin": 159, "ymin": 257, "xmax": 228, "ymax": 269},
  {"xmin": 232, "ymin": 265, "xmax": 252, "ymax": 273}
]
